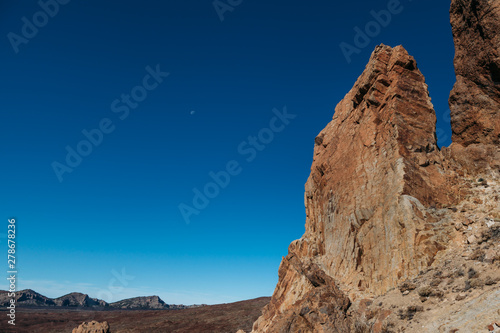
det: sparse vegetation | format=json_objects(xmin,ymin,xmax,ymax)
[
  {"xmin": 399, "ymin": 281, "xmax": 417, "ymax": 293},
  {"xmin": 398, "ymin": 305, "xmax": 424, "ymax": 320}
]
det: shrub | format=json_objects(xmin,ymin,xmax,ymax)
[
  {"xmin": 430, "ymin": 279, "xmax": 441, "ymax": 287},
  {"xmin": 380, "ymin": 321, "xmax": 395, "ymax": 333},
  {"xmin": 469, "ymin": 278, "xmax": 484, "ymax": 289},
  {"xmin": 398, "ymin": 306, "xmax": 424, "ymax": 320},
  {"xmin": 485, "ymin": 226, "xmax": 500, "ymax": 240},
  {"xmin": 455, "ymin": 268, "xmax": 465, "ymax": 277},
  {"xmin": 431, "ymin": 289, "xmax": 444, "ymax": 298},
  {"xmin": 467, "ymin": 267, "xmax": 478, "ymax": 279},
  {"xmin": 399, "ymin": 281, "xmax": 417, "ymax": 293},
  {"xmin": 464, "ymin": 280, "xmax": 471, "ymax": 291},
  {"xmin": 484, "ymin": 276, "xmax": 497, "ymax": 286},
  {"xmin": 417, "ymin": 286, "xmax": 433, "ymax": 297}
]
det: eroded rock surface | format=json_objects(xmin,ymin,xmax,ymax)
[
  {"xmin": 297, "ymin": 45, "xmax": 456, "ymax": 297},
  {"xmin": 72, "ymin": 320, "xmax": 110, "ymax": 333},
  {"xmin": 449, "ymin": 0, "xmax": 500, "ymax": 146},
  {"xmin": 252, "ymin": 44, "xmax": 462, "ymax": 333},
  {"xmin": 250, "ymin": 1, "xmax": 500, "ymax": 330},
  {"xmin": 252, "ymin": 256, "xmax": 351, "ymax": 332}
]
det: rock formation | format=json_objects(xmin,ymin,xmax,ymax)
[
  {"xmin": 298, "ymin": 44, "xmax": 456, "ymax": 296},
  {"xmin": 253, "ymin": 259, "xmax": 352, "ymax": 332},
  {"xmin": 449, "ymin": 0, "xmax": 500, "ymax": 146},
  {"xmin": 72, "ymin": 320, "xmax": 110, "ymax": 333},
  {"xmin": 252, "ymin": 42, "xmax": 458, "ymax": 333},
  {"xmin": 250, "ymin": 0, "xmax": 500, "ymax": 332}
]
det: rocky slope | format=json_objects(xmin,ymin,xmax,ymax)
[{"xmin": 249, "ymin": 0, "xmax": 500, "ymax": 332}]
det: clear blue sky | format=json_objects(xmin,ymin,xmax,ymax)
[{"xmin": 0, "ymin": 0, "xmax": 455, "ymax": 305}]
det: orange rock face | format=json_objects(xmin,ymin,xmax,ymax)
[
  {"xmin": 449, "ymin": 0, "xmax": 500, "ymax": 146},
  {"xmin": 252, "ymin": 257, "xmax": 352, "ymax": 332},
  {"xmin": 296, "ymin": 45, "xmax": 456, "ymax": 296},
  {"xmin": 250, "ymin": 1, "xmax": 500, "ymax": 331},
  {"xmin": 252, "ymin": 44, "xmax": 459, "ymax": 332}
]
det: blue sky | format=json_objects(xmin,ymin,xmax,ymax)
[{"xmin": 0, "ymin": 0, "xmax": 455, "ymax": 304}]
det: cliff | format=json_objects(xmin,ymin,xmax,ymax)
[{"xmin": 250, "ymin": 0, "xmax": 500, "ymax": 332}]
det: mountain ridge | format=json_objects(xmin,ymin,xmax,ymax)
[{"xmin": 0, "ymin": 289, "xmax": 203, "ymax": 310}]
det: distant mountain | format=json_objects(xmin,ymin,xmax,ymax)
[
  {"xmin": 109, "ymin": 295, "xmax": 165, "ymax": 309},
  {"xmin": 109, "ymin": 295, "xmax": 204, "ymax": 310},
  {"xmin": 54, "ymin": 292, "xmax": 108, "ymax": 308},
  {"xmin": 110, "ymin": 295, "xmax": 165, "ymax": 309},
  {"xmin": 0, "ymin": 289, "xmax": 55, "ymax": 307},
  {"xmin": 0, "ymin": 289, "xmax": 200, "ymax": 310}
]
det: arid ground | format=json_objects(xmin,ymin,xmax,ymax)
[{"xmin": 0, "ymin": 297, "xmax": 270, "ymax": 333}]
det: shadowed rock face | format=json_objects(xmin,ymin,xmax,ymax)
[
  {"xmin": 449, "ymin": 0, "xmax": 500, "ymax": 146},
  {"xmin": 252, "ymin": 256, "xmax": 352, "ymax": 332}
]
